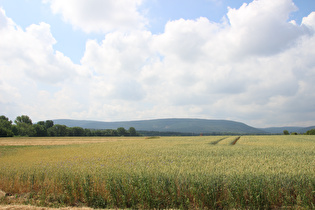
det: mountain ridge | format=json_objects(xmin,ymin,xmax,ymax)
[{"xmin": 53, "ymin": 118, "xmax": 266, "ymax": 134}]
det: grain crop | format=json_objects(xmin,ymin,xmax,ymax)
[{"xmin": 0, "ymin": 136, "xmax": 314, "ymax": 209}]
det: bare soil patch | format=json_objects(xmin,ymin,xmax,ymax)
[{"xmin": 231, "ymin": 136, "xmax": 241, "ymax": 145}]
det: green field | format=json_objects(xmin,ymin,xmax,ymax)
[{"xmin": 0, "ymin": 136, "xmax": 314, "ymax": 209}]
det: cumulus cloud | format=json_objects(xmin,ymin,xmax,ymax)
[
  {"xmin": 0, "ymin": 9, "xmax": 81, "ymax": 84},
  {"xmin": 154, "ymin": 18, "xmax": 218, "ymax": 62},
  {"xmin": 44, "ymin": 0, "xmax": 147, "ymax": 33},
  {"xmin": 302, "ymin": 12, "xmax": 315, "ymax": 30},
  {"xmin": 226, "ymin": 0, "xmax": 308, "ymax": 57},
  {"xmin": 0, "ymin": 7, "xmax": 88, "ymax": 120},
  {"xmin": 1, "ymin": 0, "xmax": 315, "ymax": 127}
]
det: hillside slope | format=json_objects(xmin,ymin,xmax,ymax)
[
  {"xmin": 259, "ymin": 127, "xmax": 304, "ymax": 134},
  {"xmin": 53, "ymin": 118, "xmax": 266, "ymax": 134},
  {"xmin": 259, "ymin": 126, "xmax": 315, "ymax": 134}
]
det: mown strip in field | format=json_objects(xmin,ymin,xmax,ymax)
[
  {"xmin": 209, "ymin": 137, "xmax": 227, "ymax": 145},
  {"xmin": 215, "ymin": 136, "xmax": 240, "ymax": 145},
  {"xmin": 0, "ymin": 136, "xmax": 314, "ymax": 209},
  {"xmin": 231, "ymin": 136, "xmax": 241, "ymax": 145}
]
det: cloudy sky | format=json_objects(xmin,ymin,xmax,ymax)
[{"xmin": 0, "ymin": 0, "xmax": 315, "ymax": 127}]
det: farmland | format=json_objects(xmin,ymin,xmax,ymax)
[{"xmin": 0, "ymin": 136, "xmax": 314, "ymax": 209}]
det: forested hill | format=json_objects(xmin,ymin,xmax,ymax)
[
  {"xmin": 258, "ymin": 126, "xmax": 315, "ymax": 134},
  {"xmin": 53, "ymin": 118, "xmax": 266, "ymax": 135}
]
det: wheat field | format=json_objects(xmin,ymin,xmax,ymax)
[{"xmin": 0, "ymin": 136, "xmax": 314, "ymax": 209}]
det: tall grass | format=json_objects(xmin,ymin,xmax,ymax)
[{"xmin": 0, "ymin": 136, "xmax": 314, "ymax": 209}]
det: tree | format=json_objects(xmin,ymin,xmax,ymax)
[
  {"xmin": 305, "ymin": 129, "xmax": 315, "ymax": 135},
  {"xmin": 47, "ymin": 127, "xmax": 56, "ymax": 136},
  {"xmin": 117, "ymin": 127, "xmax": 127, "ymax": 136},
  {"xmin": 36, "ymin": 120, "xmax": 53, "ymax": 130},
  {"xmin": 128, "ymin": 127, "xmax": 137, "ymax": 136},
  {"xmin": 106, "ymin": 129, "xmax": 117, "ymax": 136},
  {"xmin": 84, "ymin": 129, "xmax": 92, "ymax": 136},
  {"xmin": 68, "ymin": 127, "xmax": 85, "ymax": 136},
  {"xmin": 16, "ymin": 124, "xmax": 35, "ymax": 136},
  {"xmin": 0, "ymin": 115, "xmax": 13, "ymax": 137},
  {"xmin": 15, "ymin": 115, "xmax": 35, "ymax": 136},
  {"xmin": 37, "ymin": 121, "xmax": 45, "ymax": 126},
  {"xmin": 11, "ymin": 125, "xmax": 18, "ymax": 136},
  {"xmin": 283, "ymin": 130, "xmax": 289, "ymax": 135},
  {"xmin": 0, "ymin": 127, "xmax": 13, "ymax": 137},
  {"xmin": 33, "ymin": 124, "xmax": 47, "ymax": 137},
  {"xmin": 0, "ymin": 115, "xmax": 12, "ymax": 129},
  {"xmin": 15, "ymin": 115, "xmax": 32, "ymax": 125},
  {"xmin": 45, "ymin": 120, "xmax": 54, "ymax": 129},
  {"xmin": 49, "ymin": 124, "xmax": 68, "ymax": 136}
]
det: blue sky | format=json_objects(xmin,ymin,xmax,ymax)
[{"xmin": 0, "ymin": 0, "xmax": 315, "ymax": 127}]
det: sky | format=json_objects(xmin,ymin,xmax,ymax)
[{"xmin": 0, "ymin": 0, "xmax": 315, "ymax": 128}]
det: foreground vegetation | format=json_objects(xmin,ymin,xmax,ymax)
[{"xmin": 0, "ymin": 136, "xmax": 314, "ymax": 209}]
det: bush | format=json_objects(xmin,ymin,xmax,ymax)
[
  {"xmin": 0, "ymin": 127, "xmax": 14, "ymax": 137},
  {"xmin": 305, "ymin": 129, "xmax": 315, "ymax": 135}
]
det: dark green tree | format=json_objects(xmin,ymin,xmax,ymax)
[
  {"xmin": 283, "ymin": 130, "xmax": 289, "ymax": 135},
  {"xmin": 33, "ymin": 124, "xmax": 48, "ymax": 137},
  {"xmin": 0, "ymin": 115, "xmax": 14, "ymax": 137},
  {"xmin": 0, "ymin": 115, "xmax": 12, "ymax": 128},
  {"xmin": 15, "ymin": 115, "xmax": 32, "ymax": 125},
  {"xmin": 45, "ymin": 120, "xmax": 54, "ymax": 129},
  {"xmin": 117, "ymin": 127, "xmax": 127, "ymax": 136},
  {"xmin": 47, "ymin": 127, "xmax": 56, "ymax": 136},
  {"xmin": 15, "ymin": 115, "xmax": 35, "ymax": 136},
  {"xmin": 68, "ymin": 127, "xmax": 85, "ymax": 136},
  {"xmin": 11, "ymin": 125, "xmax": 18, "ymax": 136},
  {"xmin": 105, "ymin": 129, "xmax": 118, "ymax": 136},
  {"xmin": 94, "ymin": 129, "xmax": 105, "ymax": 136},
  {"xmin": 305, "ymin": 129, "xmax": 315, "ymax": 135},
  {"xmin": 49, "ymin": 124, "xmax": 68, "ymax": 136},
  {"xmin": 37, "ymin": 121, "xmax": 45, "ymax": 126},
  {"xmin": 128, "ymin": 127, "xmax": 137, "ymax": 136},
  {"xmin": 84, "ymin": 128, "xmax": 93, "ymax": 136}
]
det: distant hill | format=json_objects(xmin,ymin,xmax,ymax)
[
  {"xmin": 259, "ymin": 126, "xmax": 315, "ymax": 134},
  {"xmin": 53, "ymin": 118, "xmax": 267, "ymax": 135},
  {"xmin": 258, "ymin": 127, "xmax": 304, "ymax": 134},
  {"xmin": 297, "ymin": 126, "xmax": 315, "ymax": 134}
]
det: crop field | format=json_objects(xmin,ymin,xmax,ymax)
[{"xmin": 0, "ymin": 136, "xmax": 314, "ymax": 209}]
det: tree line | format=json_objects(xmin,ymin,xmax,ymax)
[
  {"xmin": 283, "ymin": 129, "xmax": 315, "ymax": 135},
  {"xmin": 0, "ymin": 115, "xmax": 139, "ymax": 137}
]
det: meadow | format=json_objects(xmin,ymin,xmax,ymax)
[{"xmin": 0, "ymin": 135, "xmax": 314, "ymax": 209}]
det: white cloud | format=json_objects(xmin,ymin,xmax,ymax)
[
  {"xmin": 226, "ymin": 0, "xmax": 308, "ymax": 57},
  {"xmin": 0, "ymin": 8, "xmax": 88, "ymax": 120},
  {"xmin": 0, "ymin": 9, "xmax": 81, "ymax": 84},
  {"xmin": 81, "ymin": 30, "xmax": 153, "ymax": 103},
  {"xmin": 82, "ymin": 31, "xmax": 153, "ymax": 74},
  {"xmin": 1, "ymin": 0, "xmax": 315, "ymax": 127},
  {"xmin": 44, "ymin": 0, "xmax": 147, "ymax": 33},
  {"xmin": 302, "ymin": 12, "xmax": 315, "ymax": 30},
  {"xmin": 153, "ymin": 17, "xmax": 218, "ymax": 62}
]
